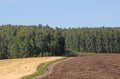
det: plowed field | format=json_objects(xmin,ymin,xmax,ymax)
[{"xmin": 42, "ymin": 54, "xmax": 120, "ymax": 79}]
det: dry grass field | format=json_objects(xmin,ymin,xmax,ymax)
[{"xmin": 0, "ymin": 57, "xmax": 63, "ymax": 79}]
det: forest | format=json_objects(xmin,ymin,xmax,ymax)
[{"xmin": 0, "ymin": 24, "xmax": 120, "ymax": 59}]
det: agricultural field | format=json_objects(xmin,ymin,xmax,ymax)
[
  {"xmin": 41, "ymin": 54, "xmax": 120, "ymax": 79},
  {"xmin": 0, "ymin": 57, "xmax": 63, "ymax": 79}
]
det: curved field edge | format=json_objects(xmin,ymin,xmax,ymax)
[
  {"xmin": 42, "ymin": 54, "xmax": 120, "ymax": 79},
  {"xmin": 21, "ymin": 57, "xmax": 67, "ymax": 79}
]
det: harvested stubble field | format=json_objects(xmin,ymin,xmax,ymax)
[
  {"xmin": 0, "ymin": 57, "xmax": 63, "ymax": 79},
  {"xmin": 41, "ymin": 54, "xmax": 120, "ymax": 79}
]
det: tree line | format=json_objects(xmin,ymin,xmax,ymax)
[
  {"xmin": 63, "ymin": 27, "xmax": 120, "ymax": 53},
  {"xmin": 0, "ymin": 25, "xmax": 120, "ymax": 59},
  {"xmin": 0, "ymin": 24, "xmax": 65, "ymax": 59}
]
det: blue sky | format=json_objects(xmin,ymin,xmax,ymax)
[{"xmin": 0, "ymin": 0, "xmax": 120, "ymax": 28}]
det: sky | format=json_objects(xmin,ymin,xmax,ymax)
[{"xmin": 0, "ymin": 0, "xmax": 120, "ymax": 28}]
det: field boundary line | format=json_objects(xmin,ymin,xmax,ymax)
[{"xmin": 33, "ymin": 57, "xmax": 73, "ymax": 79}]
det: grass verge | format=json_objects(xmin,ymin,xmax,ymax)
[
  {"xmin": 64, "ymin": 49, "xmax": 96, "ymax": 57},
  {"xmin": 76, "ymin": 52, "xmax": 96, "ymax": 54},
  {"xmin": 21, "ymin": 57, "xmax": 67, "ymax": 79}
]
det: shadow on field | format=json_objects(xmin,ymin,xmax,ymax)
[{"xmin": 63, "ymin": 50, "xmax": 78, "ymax": 57}]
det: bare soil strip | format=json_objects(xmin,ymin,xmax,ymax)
[
  {"xmin": 40, "ymin": 54, "xmax": 120, "ymax": 79},
  {"xmin": 33, "ymin": 57, "xmax": 73, "ymax": 79}
]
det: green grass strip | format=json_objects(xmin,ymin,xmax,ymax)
[
  {"xmin": 76, "ymin": 52, "xmax": 96, "ymax": 54},
  {"xmin": 21, "ymin": 57, "xmax": 67, "ymax": 79}
]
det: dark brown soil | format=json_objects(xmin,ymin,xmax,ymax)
[{"xmin": 41, "ymin": 54, "xmax": 120, "ymax": 79}]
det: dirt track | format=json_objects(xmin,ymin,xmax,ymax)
[
  {"xmin": 33, "ymin": 58, "xmax": 73, "ymax": 79},
  {"xmin": 40, "ymin": 54, "xmax": 120, "ymax": 79}
]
